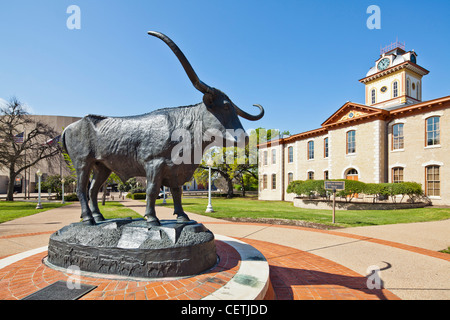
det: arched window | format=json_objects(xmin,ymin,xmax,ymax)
[
  {"xmin": 346, "ymin": 130, "xmax": 356, "ymax": 154},
  {"xmin": 417, "ymin": 82, "xmax": 420, "ymax": 99},
  {"xmin": 406, "ymin": 78, "xmax": 410, "ymax": 96},
  {"xmin": 393, "ymin": 81, "xmax": 398, "ymax": 98},
  {"xmin": 426, "ymin": 166, "xmax": 440, "ymax": 196},
  {"xmin": 288, "ymin": 146, "xmax": 294, "ymax": 163},
  {"xmin": 308, "ymin": 141, "xmax": 314, "ymax": 160},
  {"xmin": 324, "ymin": 137, "xmax": 329, "ymax": 158},
  {"xmin": 426, "ymin": 116, "xmax": 440, "ymax": 146},
  {"xmin": 392, "ymin": 167, "xmax": 404, "ymax": 183},
  {"xmin": 272, "ymin": 149, "xmax": 276, "ymax": 165},
  {"xmin": 271, "ymin": 174, "xmax": 277, "ymax": 190},
  {"xmin": 262, "ymin": 175, "xmax": 268, "ymax": 190},
  {"xmin": 371, "ymin": 89, "xmax": 376, "ymax": 104},
  {"xmin": 392, "ymin": 123, "xmax": 404, "ymax": 150},
  {"xmin": 288, "ymin": 172, "xmax": 294, "ymax": 185}
]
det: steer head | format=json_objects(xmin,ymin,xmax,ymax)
[{"xmin": 148, "ymin": 31, "xmax": 264, "ymax": 146}]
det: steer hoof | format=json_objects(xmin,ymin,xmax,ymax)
[
  {"xmin": 176, "ymin": 213, "xmax": 190, "ymax": 223},
  {"xmin": 146, "ymin": 217, "xmax": 161, "ymax": 226},
  {"xmin": 82, "ymin": 217, "xmax": 96, "ymax": 226},
  {"xmin": 92, "ymin": 213, "xmax": 106, "ymax": 223}
]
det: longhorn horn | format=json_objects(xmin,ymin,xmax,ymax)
[
  {"xmin": 148, "ymin": 31, "xmax": 213, "ymax": 94},
  {"xmin": 233, "ymin": 103, "xmax": 265, "ymax": 121}
]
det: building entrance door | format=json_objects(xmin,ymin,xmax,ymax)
[
  {"xmin": 345, "ymin": 169, "xmax": 359, "ymax": 198},
  {"xmin": 346, "ymin": 169, "xmax": 359, "ymax": 181}
]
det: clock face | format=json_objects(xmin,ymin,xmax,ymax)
[{"xmin": 377, "ymin": 58, "xmax": 390, "ymax": 71}]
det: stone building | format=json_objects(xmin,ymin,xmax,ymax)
[
  {"xmin": 258, "ymin": 43, "xmax": 450, "ymax": 205},
  {"xmin": 0, "ymin": 115, "xmax": 81, "ymax": 194}
]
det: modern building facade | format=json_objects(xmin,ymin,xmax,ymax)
[{"xmin": 258, "ymin": 43, "xmax": 450, "ymax": 205}]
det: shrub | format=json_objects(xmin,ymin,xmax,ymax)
[
  {"xmin": 287, "ymin": 180, "xmax": 425, "ymax": 204},
  {"xmin": 64, "ymin": 193, "xmax": 79, "ymax": 202},
  {"xmin": 131, "ymin": 193, "xmax": 146, "ymax": 200},
  {"xmin": 365, "ymin": 183, "xmax": 389, "ymax": 202},
  {"xmin": 286, "ymin": 180, "xmax": 304, "ymax": 195},
  {"xmin": 401, "ymin": 182, "xmax": 423, "ymax": 203},
  {"xmin": 336, "ymin": 180, "xmax": 366, "ymax": 202}
]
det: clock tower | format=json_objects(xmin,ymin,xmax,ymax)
[{"xmin": 359, "ymin": 41, "xmax": 429, "ymax": 110}]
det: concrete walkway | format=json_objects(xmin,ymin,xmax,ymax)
[{"xmin": 0, "ymin": 197, "xmax": 449, "ymax": 300}]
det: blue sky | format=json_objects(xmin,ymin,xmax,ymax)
[{"xmin": 1, "ymin": 0, "xmax": 449, "ymax": 134}]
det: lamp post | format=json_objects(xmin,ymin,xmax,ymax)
[
  {"xmin": 162, "ymin": 186, "xmax": 167, "ymax": 205},
  {"xmin": 205, "ymin": 159, "xmax": 214, "ymax": 213},
  {"xmin": 36, "ymin": 169, "xmax": 43, "ymax": 209},
  {"xmin": 61, "ymin": 178, "xmax": 66, "ymax": 204}
]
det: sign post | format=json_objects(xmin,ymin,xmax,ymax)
[{"xmin": 324, "ymin": 181, "xmax": 345, "ymax": 224}]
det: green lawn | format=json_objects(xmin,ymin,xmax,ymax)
[
  {"xmin": 156, "ymin": 197, "xmax": 450, "ymax": 228},
  {"xmin": 0, "ymin": 201, "xmax": 141, "ymax": 224},
  {"xmin": 99, "ymin": 202, "xmax": 143, "ymax": 220},
  {"xmin": 0, "ymin": 201, "xmax": 70, "ymax": 224}
]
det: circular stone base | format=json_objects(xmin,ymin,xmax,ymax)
[{"xmin": 47, "ymin": 218, "xmax": 217, "ymax": 278}]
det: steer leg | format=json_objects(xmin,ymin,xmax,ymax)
[
  {"xmin": 171, "ymin": 186, "xmax": 190, "ymax": 222},
  {"xmin": 88, "ymin": 163, "xmax": 111, "ymax": 223},
  {"xmin": 144, "ymin": 161, "xmax": 164, "ymax": 226},
  {"xmin": 75, "ymin": 163, "xmax": 95, "ymax": 225}
]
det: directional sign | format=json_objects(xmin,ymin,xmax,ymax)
[{"xmin": 324, "ymin": 181, "xmax": 345, "ymax": 191}]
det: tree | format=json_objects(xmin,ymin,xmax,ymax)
[
  {"xmin": 193, "ymin": 127, "xmax": 288, "ymax": 198},
  {"xmin": 0, "ymin": 98, "xmax": 62, "ymax": 201},
  {"xmin": 194, "ymin": 129, "xmax": 260, "ymax": 198}
]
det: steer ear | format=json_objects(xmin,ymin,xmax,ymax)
[{"xmin": 203, "ymin": 93, "xmax": 214, "ymax": 108}]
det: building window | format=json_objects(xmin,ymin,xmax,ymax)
[
  {"xmin": 393, "ymin": 81, "xmax": 398, "ymax": 98},
  {"xmin": 272, "ymin": 174, "xmax": 276, "ymax": 190},
  {"xmin": 346, "ymin": 130, "xmax": 356, "ymax": 154},
  {"xmin": 272, "ymin": 149, "xmax": 276, "ymax": 165},
  {"xmin": 392, "ymin": 167, "xmax": 404, "ymax": 183},
  {"xmin": 307, "ymin": 171, "xmax": 314, "ymax": 180},
  {"xmin": 288, "ymin": 146, "xmax": 294, "ymax": 163},
  {"xmin": 263, "ymin": 151, "xmax": 268, "ymax": 165},
  {"xmin": 426, "ymin": 116, "xmax": 440, "ymax": 146},
  {"xmin": 262, "ymin": 175, "xmax": 268, "ymax": 189},
  {"xmin": 406, "ymin": 78, "xmax": 410, "ymax": 96},
  {"xmin": 371, "ymin": 89, "xmax": 376, "ymax": 104},
  {"xmin": 288, "ymin": 172, "xmax": 294, "ymax": 185},
  {"xmin": 324, "ymin": 138, "xmax": 329, "ymax": 158},
  {"xmin": 417, "ymin": 82, "xmax": 420, "ymax": 100},
  {"xmin": 392, "ymin": 123, "xmax": 404, "ymax": 150},
  {"xmin": 426, "ymin": 166, "xmax": 440, "ymax": 197},
  {"xmin": 308, "ymin": 141, "xmax": 314, "ymax": 160},
  {"xmin": 324, "ymin": 170, "xmax": 329, "ymax": 180}
]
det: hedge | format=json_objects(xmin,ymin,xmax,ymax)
[
  {"xmin": 126, "ymin": 193, "xmax": 147, "ymax": 200},
  {"xmin": 287, "ymin": 180, "xmax": 424, "ymax": 203}
]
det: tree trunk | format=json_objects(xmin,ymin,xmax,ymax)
[
  {"xmin": 227, "ymin": 178, "xmax": 234, "ymax": 199},
  {"xmin": 6, "ymin": 167, "xmax": 16, "ymax": 202}
]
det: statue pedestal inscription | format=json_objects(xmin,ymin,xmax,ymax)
[{"xmin": 46, "ymin": 219, "xmax": 217, "ymax": 278}]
